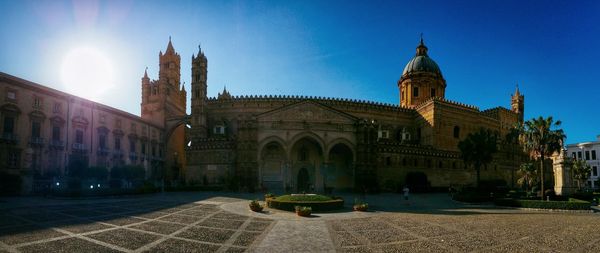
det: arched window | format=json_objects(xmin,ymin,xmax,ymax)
[{"xmin": 453, "ymin": 126, "xmax": 460, "ymax": 138}]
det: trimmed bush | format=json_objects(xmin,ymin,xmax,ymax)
[
  {"xmin": 494, "ymin": 198, "xmax": 591, "ymax": 210},
  {"xmin": 295, "ymin": 206, "xmax": 312, "ymax": 217},
  {"xmin": 267, "ymin": 194, "xmax": 344, "ymax": 212},
  {"xmin": 249, "ymin": 200, "xmax": 263, "ymax": 212}
]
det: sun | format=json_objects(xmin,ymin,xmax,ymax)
[{"xmin": 60, "ymin": 47, "xmax": 114, "ymax": 100}]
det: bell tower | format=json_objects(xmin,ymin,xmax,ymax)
[
  {"xmin": 511, "ymin": 84, "xmax": 525, "ymax": 122},
  {"xmin": 191, "ymin": 45, "xmax": 208, "ymax": 139}
]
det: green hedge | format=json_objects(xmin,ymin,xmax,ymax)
[
  {"xmin": 274, "ymin": 194, "xmax": 332, "ymax": 202},
  {"xmin": 494, "ymin": 198, "xmax": 591, "ymax": 210},
  {"xmin": 267, "ymin": 197, "xmax": 344, "ymax": 212}
]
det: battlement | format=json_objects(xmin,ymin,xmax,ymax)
[
  {"xmin": 414, "ymin": 97, "xmax": 479, "ymax": 111},
  {"xmin": 206, "ymin": 95, "xmax": 414, "ymax": 113},
  {"xmin": 481, "ymin": 106, "xmax": 514, "ymax": 120}
]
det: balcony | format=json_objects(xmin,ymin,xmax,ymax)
[
  {"xmin": 0, "ymin": 133, "xmax": 19, "ymax": 144},
  {"xmin": 97, "ymin": 147, "xmax": 110, "ymax": 156},
  {"xmin": 113, "ymin": 149, "xmax": 124, "ymax": 158},
  {"xmin": 72, "ymin": 143, "xmax": 87, "ymax": 152},
  {"xmin": 49, "ymin": 139, "xmax": 65, "ymax": 149},
  {"xmin": 29, "ymin": 137, "xmax": 45, "ymax": 147}
]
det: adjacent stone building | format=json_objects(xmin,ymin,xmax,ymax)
[{"xmin": 185, "ymin": 38, "xmax": 525, "ymax": 192}]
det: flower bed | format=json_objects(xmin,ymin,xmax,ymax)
[
  {"xmin": 494, "ymin": 198, "xmax": 591, "ymax": 210},
  {"xmin": 267, "ymin": 194, "xmax": 344, "ymax": 212}
]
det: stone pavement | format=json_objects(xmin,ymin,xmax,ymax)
[{"xmin": 1, "ymin": 192, "xmax": 599, "ymax": 252}]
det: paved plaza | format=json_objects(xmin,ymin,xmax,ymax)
[{"xmin": 0, "ymin": 192, "xmax": 598, "ymax": 252}]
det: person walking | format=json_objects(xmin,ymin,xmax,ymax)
[{"xmin": 403, "ymin": 185, "xmax": 410, "ymax": 200}]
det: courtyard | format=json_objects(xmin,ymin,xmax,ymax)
[{"xmin": 0, "ymin": 192, "xmax": 598, "ymax": 253}]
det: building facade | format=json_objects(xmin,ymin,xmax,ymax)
[
  {"xmin": 185, "ymin": 38, "xmax": 525, "ymax": 192},
  {"xmin": 565, "ymin": 136, "xmax": 600, "ymax": 189}
]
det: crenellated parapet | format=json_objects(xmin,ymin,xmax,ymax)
[
  {"xmin": 414, "ymin": 96, "xmax": 479, "ymax": 112},
  {"xmin": 206, "ymin": 95, "xmax": 414, "ymax": 113},
  {"xmin": 481, "ymin": 106, "xmax": 514, "ymax": 120}
]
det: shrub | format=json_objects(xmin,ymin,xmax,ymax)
[
  {"xmin": 264, "ymin": 193, "xmax": 275, "ymax": 200},
  {"xmin": 295, "ymin": 206, "xmax": 312, "ymax": 217},
  {"xmin": 249, "ymin": 200, "xmax": 263, "ymax": 212},
  {"xmin": 494, "ymin": 198, "xmax": 591, "ymax": 210},
  {"xmin": 267, "ymin": 194, "xmax": 344, "ymax": 211}
]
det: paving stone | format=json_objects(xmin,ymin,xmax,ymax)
[
  {"xmin": 17, "ymin": 237, "xmax": 121, "ymax": 253},
  {"xmin": 356, "ymin": 229, "xmax": 416, "ymax": 243},
  {"xmin": 176, "ymin": 226, "xmax": 235, "ymax": 243},
  {"xmin": 198, "ymin": 218, "xmax": 244, "ymax": 230},
  {"xmin": 233, "ymin": 231, "xmax": 261, "ymax": 246},
  {"xmin": 432, "ymin": 233, "xmax": 503, "ymax": 252},
  {"xmin": 159, "ymin": 214, "xmax": 203, "ymax": 224},
  {"xmin": 86, "ymin": 228, "xmax": 161, "ymax": 250},
  {"xmin": 224, "ymin": 246, "xmax": 247, "ymax": 253},
  {"xmin": 95, "ymin": 215, "xmax": 146, "ymax": 226},
  {"xmin": 403, "ymin": 225, "xmax": 456, "ymax": 238},
  {"xmin": 371, "ymin": 240, "xmax": 449, "ymax": 253},
  {"xmin": 211, "ymin": 212, "xmax": 248, "ymax": 221},
  {"xmin": 0, "ymin": 225, "xmax": 67, "ymax": 245},
  {"xmin": 131, "ymin": 220, "xmax": 186, "ymax": 235},
  {"xmin": 487, "ymin": 241, "xmax": 554, "ymax": 253},
  {"xmin": 244, "ymin": 221, "xmax": 271, "ymax": 232},
  {"xmin": 53, "ymin": 221, "xmax": 114, "ymax": 234},
  {"xmin": 332, "ymin": 231, "xmax": 363, "ymax": 247},
  {"xmin": 344, "ymin": 218, "xmax": 393, "ymax": 231},
  {"xmin": 130, "ymin": 211, "xmax": 170, "ymax": 219},
  {"xmin": 178, "ymin": 209, "xmax": 212, "ymax": 216},
  {"xmin": 145, "ymin": 238, "xmax": 221, "ymax": 253}
]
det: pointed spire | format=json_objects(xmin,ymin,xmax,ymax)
[
  {"xmin": 143, "ymin": 67, "xmax": 148, "ymax": 78},
  {"xmin": 514, "ymin": 83, "xmax": 521, "ymax": 96},
  {"xmin": 416, "ymin": 33, "xmax": 428, "ymax": 56},
  {"xmin": 165, "ymin": 36, "xmax": 175, "ymax": 54},
  {"xmin": 181, "ymin": 82, "xmax": 186, "ymax": 91}
]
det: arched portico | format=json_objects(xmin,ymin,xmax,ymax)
[
  {"xmin": 289, "ymin": 135, "xmax": 324, "ymax": 192},
  {"xmin": 258, "ymin": 140, "xmax": 287, "ymax": 192},
  {"xmin": 326, "ymin": 142, "xmax": 355, "ymax": 191}
]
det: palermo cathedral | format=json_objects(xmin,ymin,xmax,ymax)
[{"xmin": 0, "ymin": 37, "xmax": 524, "ymax": 194}]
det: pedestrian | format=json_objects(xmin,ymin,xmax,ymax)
[{"xmin": 403, "ymin": 185, "xmax": 409, "ymax": 200}]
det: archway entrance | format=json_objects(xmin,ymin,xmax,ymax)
[
  {"xmin": 297, "ymin": 168, "xmax": 310, "ymax": 192},
  {"xmin": 327, "ymin": 143, "xmax": 354, "ymax": 190},
  {"xmin": 259, "ymin": 141, "xmax": 286, "ymax": 192},
  {"xmin": 290, "ymin": 136, "xmax": 323, "ymax": 192}
]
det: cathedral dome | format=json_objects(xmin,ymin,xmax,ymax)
[{"xmin": 401, "ymin": 38, "xmax": 442, "ymax": 78}]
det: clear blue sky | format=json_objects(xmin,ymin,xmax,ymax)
[{"xmin": 1, "ymin": 0, "xmax": 598, "ymax": 144}]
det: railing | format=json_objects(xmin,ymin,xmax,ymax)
[
  {"xmin": 1, "ymin": 133, "xmax": 19, "ymax": 143},
  {"xmin": 29, "ymin": 137, "xmax": 45, "ymax": 146},
  {"xmin": 72, "ymin": 143, "xmax": 87, "ymax": 152},
  {"xmin": 49, "ymin": 140, "xmax": 64, "ymax": 149},
  {"xmin": 97, "ymin": 147, "xmax": 110, "ymax": 156}
]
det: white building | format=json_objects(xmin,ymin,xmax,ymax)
[{"xmin": 565, "ymin": 135, "xmax": 600, "ymax": 189}]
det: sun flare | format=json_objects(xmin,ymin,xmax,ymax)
[{"xmin": 60, "ymin": 47, "xmax": 114, "ymax": 100}]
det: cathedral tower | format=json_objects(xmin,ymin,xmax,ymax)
[
  {"xmin": 511, "ymin": 85, "xmax": 525, "ymax": 122},
  {"xmin": 191, "ymin": 45, "xmax": 208, "ymax": 139},
  {"xmin": 398, "ymin": 37, "xmax": 446, "ymax": 107}
]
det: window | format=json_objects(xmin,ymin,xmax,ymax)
[
  {"xmin": 53, "ymin": 102, "xmax": 61, "ymax": 113},
  {"xmin": 452, "ymin": 161, "xmax": 457, "ymax": 169},
  {"xmin": 431, "ymin": 88, "xmax": 436, "ymax": 97},
  {"xmin": 75, "ymin": 130, "xmax": 84, "ymax": 144},
  {"xmin": 52, "ymin": 126, "xmax": 60, "ymax": 141},
  {"xmin": 8, "ymin": 150, "xmax": 19, "ymax": 167},
  {"xmin": 115, "ymin": 138, "xmax": 121, "ymax": 150},
  {"xmin": 115, "ymin": 119, "xmax": 122, "ymax": 128},
  {"xmin": 438, "ymin": 161, "xmax": 443, "ymax": 168},
  {"xmin": 577, "ymin": 151, "xmax": 582, "ymax": 159},
  {"xmin": 385, "ymin": 157, "xmax": 392, "ymax": 166},
  {"xmin": 141, "ymin": 143, "xmax": 146, "ymax": 155},
  {"xmin": 129, "ymin": 140, "xmax": 136, "ymax": 153},
  {"xmin": 31, "ymin": 122, "xmax": 41, "ymax": 138},
  {"xmin": 585, "ymin": 151, "xmax": 590, "ymax": 160},
  {"xmin": 3, "ymin": 116, "xmax": 15, "ymax": 134},
  {"xmin": 416, "ymin": 128, "xmax": 421, "ymax": 140},
  {"xmin": 99, "ymin": 115, "xmax": 106, "ymax": 123},
  {"xmin": 378, "ymin": 130, "xmax": 389, "ymax": 139},
  {"xmin": 99, "ymin": 134, "xmax": 107, "ymax": 149},
  {"xmin": 299, "ymin": 147, "xmax": 308, "ymax": 161},
  {"xmin": 572, "ymin": 152, "xmax": 576, "ymax": 158},
  {"xmin": 414, "ymin": 159, "xmax": 418, "ymax": 166},
  {"xmin": 6, "ymin": 91, "xmax": 16, "ymax": 100},
  {"xmin": 453, "ymin": 126, "xmax": 460, "ymax": 138},
  {"xmin": 214, "ymin": 125, "xmax": 225, "ymax": 135},
  {"xmin": 592, "ymin": 150, "xmax": 597, "ymax": 160},
  {"xmin": 131, "ymin": 123, "xmax": 136, "ymax": 132},
  {"xmin": 151, "ymin": 145, "xmax": 156, "ymax": 156},
  {"xmin": 413, "ymin": 87, "xmax": 419, "ymax": 97},
  {"xmin": 402, "ymin": 158, "xmax": 407, "ymax": 166},
  {"xmin": 33, "ymin": 97, "xmax": 41, "ymax": 108},
  {"xmin": 593, "ymin": 166, "xmax": 598, "ymax": 177}
]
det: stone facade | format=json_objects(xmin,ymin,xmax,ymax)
[{"xmin": 186, "ymin": 39, "xmax": 525, "ymax": 192}]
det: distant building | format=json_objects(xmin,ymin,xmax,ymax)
[{"xmin": 565, "ymin": 136, "xmax": 600, "ymax": 189}]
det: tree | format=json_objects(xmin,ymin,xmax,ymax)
[
  {"xmin": 504, "ymin": 126, "xmax": 522, "ymax": 187},
  {"xmin": 517, "ymin": 162, "xmax": 537, "ymax": 193},
  {"xmin": 458, "ymin": 128, "xmax": 498, "ymax": 188},
  {"xmin": 519, "ymin": 116, "xmax": 566, "ymax": 200},
  {"xmin": 571, "ymin": 159, "xmax": 591, "ymax": 191}
]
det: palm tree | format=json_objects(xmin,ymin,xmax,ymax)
[
  {"xmin": 517, "ymin": 162, "xmax": 537, "ymax": 193},
  {"xmin": 504, "ymin": 126, "xmax": 522, "ymax": 187},
  {"xmin": 519, "ymin": 116, "xmax": 566, "ymax": 200},
  {"xmin": 458, "ymin": 128, "xmax": 498, "ymax": 188},
  {"xmin": 571, "ymin": 159, "xmax": 591, "ymax": 191}
]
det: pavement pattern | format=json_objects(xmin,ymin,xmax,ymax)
[{"xmin": 1, "ymin": 193, "xmax": 599, "ymax": 252}]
